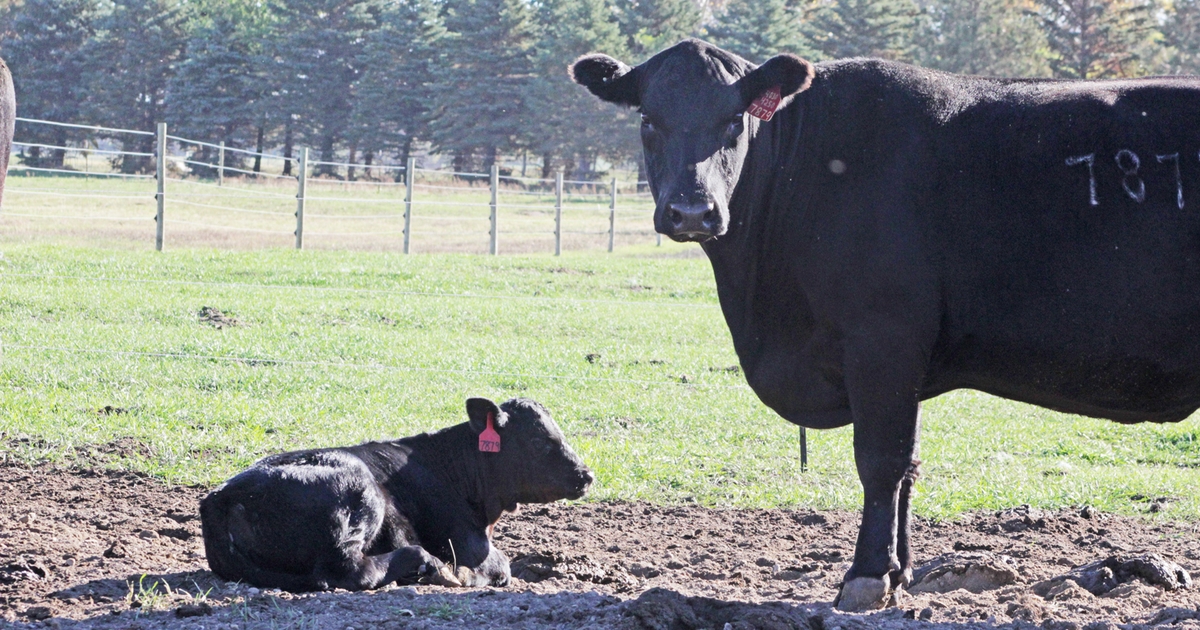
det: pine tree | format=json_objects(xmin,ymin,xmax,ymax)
[
  {"xmin": 351, "ymin": 0, "xmax": 447, "ymax": 175},
  {"xmin": 427, "ymin": 0, "xmax": 540, "ymax": 171},
  {"xmin": 801, "ymin": 0, "xmax": 920, "ymax": 61},
  {"xmin": 1035, "ymin": 0, "xmax": 1154, "ymax": 78},
  {"xmin": 615, "ymin": 0, "xmax": 702, "ymax": 61},
  {"xmin": 917, "ymin": 0, "xmax": 1051, "ymax": 76},
  {"xmin": 528, "ymin": 0, "xmax": 637, "ymax": 180},
  {"xmin": 706, "ymin": 0, "xmax": 813, "ymax": 64},
  {"xmin": 1161, "ymin": 0, "xmax": 1200, "ymax": 74},
  {"xmin": 81, "ymin": 0, "xmax": 190, "ymax": 172},
  {"xmin": 1, "ymin": 0, "xmax": 102, "ymax": 166},
  {"xmin": 165, "ymin": 0, "xmax": 275, "ymax": 175},
  {"xmin": 269, "ymin": 0, "xmax": 381, "ymax": 174}
]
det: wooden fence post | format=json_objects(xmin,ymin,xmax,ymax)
[
  {"xmin": 155, "ymin": 122, "xmax": 166, "ymax": 252},
  {"xmin": 489, "ymin": 164, "xmax": 499, "ymax": 255},
  {"xmin": 404, "ymin": 157, "xmax": 415, "ymax": 254},
  {"xmin": 295, "ymin": 147, "xmax": 307, "ymax": 249},
  {"xmin": 218, "ymin": 141, "xmax": 225, "ymax": 186},
  {"xmin": 800, "ymin": 427, "xmax": 808, "ymax": 472},
  {"xmin": 608, "ymin": 177, "xmax": 616, "ymax": 253},
  {"xmin": 554, "ymin": 171, "xmax": 563, "ymax": 256}
]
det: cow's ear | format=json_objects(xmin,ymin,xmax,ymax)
[
  {"xmin": 736, "ymin": 54, "xmax": 815, "ymax": 110},
  {"xmin": 467, "ymin": 397, "xmax": 507, "ymax": 432},
  {"xmin": 570, "ymin": 54, "xmax": 640, "ymax": 108}
]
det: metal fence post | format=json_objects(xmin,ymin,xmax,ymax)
[
  {"xmin": 295, "ymin": 148, "xmax": 308, "ymax": 249},
  {"xmin": 554, "ymin": 171, "xmax": 563, "ymax": 256},
  {"xmin": 155, "ymin": 122, "xmax": 166, "ymax": 251},
  {"xmin": 218, "ymin": 141, "xmax": 225, "ymax": 186},
  {"xmin": 404, "ymin": 157, "xmax": 415, "ymax": 254},
  {"xmin": 489, "ymin": 164, "xmax": 499, "ymax": 255},
  {"xmin": 800, "ymin": 427, "xmax": 808, "ymax": 472},
  {"xmin": 608, "ymin": 178, "xmax": 616, "ymax": 253}
]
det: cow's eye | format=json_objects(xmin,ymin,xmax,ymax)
[{"xmin": 727, "ymin": 115, "xmax": 744, "ymax": 134}]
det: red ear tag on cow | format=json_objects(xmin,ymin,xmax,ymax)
[
  {"xmin": 479, "ymin": 412, "xmax": 501, "ymax": 453},
  {"xmin": 747, "ymin": 86, "xmax": 781, "ymax": 121}
]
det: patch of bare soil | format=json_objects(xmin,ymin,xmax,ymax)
[{"xmin": 1, "ymin": 462, "xmax": 1198, "ymax": 629}]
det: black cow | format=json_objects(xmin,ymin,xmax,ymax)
[
  {"xmin": 200, "ymin": 397, "xmax": 593, "ymax": 591},
  {"xmin": 572, "ymin": 39, "xmax": 1200, "ymax": 610}
]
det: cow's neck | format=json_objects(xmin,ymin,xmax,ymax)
[
  {"xmin": 403, "ymin": 425, "xmax": 509, "ymax": 530},
  {"xmin": 702, "ymin": 90, "xmax": 811, "ymax": 361}
]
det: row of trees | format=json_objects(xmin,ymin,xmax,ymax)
[{"xmin": 2, "ymin": 0, "xmax": 1198, "ymax": 179}]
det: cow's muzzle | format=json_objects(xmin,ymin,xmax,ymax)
[{"xmin": 661, "ymin": 201, "xmax": 720, "ymax": 241}]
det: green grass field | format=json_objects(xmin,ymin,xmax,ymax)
[{"xmin": 2, "ymin": 243, "xmax": 1198, "ymax": 520}]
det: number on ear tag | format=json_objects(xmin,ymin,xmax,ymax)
[
  {"xmin": 747, "ymin": 86, "xmax": 782, "ymax": 121},
  {"xmin": 478, "ymin": 411, "xmax": 501, "ymax": 453}
]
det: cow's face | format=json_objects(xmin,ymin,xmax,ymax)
[
  {"xmin": 467, "ymin": 397, "xmax": 594, "ymax": 506},
  {"xmin": 571, "ymin": 40, "xmax": 813, "ymax": 242}
]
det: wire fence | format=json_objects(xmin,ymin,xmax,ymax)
[{"xmin": 2, "ymin": 118, "xmax": 663, "ymax": 254}]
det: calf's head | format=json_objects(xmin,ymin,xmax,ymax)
[
  {"xmin": 467, "ymin": 397, "xmax": 593, "ymax": 508},
  {"xmin": 571, "ymin": 39, "xmax": 814, "ymax": 242}
]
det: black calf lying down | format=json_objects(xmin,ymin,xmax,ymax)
[{"xmin": 200, "ymin": 397, "xmax": 593, "ymax": 591}]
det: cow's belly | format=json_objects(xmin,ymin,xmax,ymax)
[{"xmin": 930, "ymin": 332, "xmax": 1200, "ymax": 423}]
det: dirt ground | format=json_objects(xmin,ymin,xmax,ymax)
[{"xmin": 1, "ymin": 461, "xmax": 1198, "ymax": 629}]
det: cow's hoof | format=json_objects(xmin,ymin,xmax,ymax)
[{"xmin": 835, "ymin": 576, "xmax": 892, "ymax": 612}]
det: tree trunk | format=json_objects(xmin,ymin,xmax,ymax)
[
  {"xmin": 52, "ymin": 126, "xmax": 67, "ymax": 168},
  {"xmin": 253, "ymin": 124, "xmax": 265, "ymax": 174},
  {"xmin": 318, "ymin": 132, "xmax": 336, "ymax": 178},
  {"xmin": 363, "ymin": 149, "xmax": 374, "ymax": 181},
  {"xmin": 541, "ymin": 152, "xmax": 554, "ymax": 180},
  {"xmin": 282, "ymin": 119, "xmax": 295, "ymax": 176},
  {"xmin": 347, "ymin": 141, "xmax": 358, "ymax": 181},
  {"xmin": 400, "ymin": 136, "xmax": 414, "ymax": 183}
]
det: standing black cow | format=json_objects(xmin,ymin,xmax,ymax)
[
  {"xmin": 201, "ymin": 397, "xmax": 593, "ymax": 591},
  {"xmin": 571, "ymin": 39, "xmax": 1200, "ymax": 610}
]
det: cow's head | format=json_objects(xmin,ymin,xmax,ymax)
[
  {"xmin": 571, "ymin": 39, "xmax": 814, "ymax": 242},
  {"xmin": 467, "ymin": 397, "xmax": 594, "ymax": 511}
]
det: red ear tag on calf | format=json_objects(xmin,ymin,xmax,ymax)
[
  {"xmin": 479, "ymin": 412, "xmax": 501, "ymax": 453},
  {"xmin": 747, "ymin": 86, "xmax": 781, "ymax": 121}
]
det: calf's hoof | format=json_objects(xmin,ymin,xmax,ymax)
[
  {"xmin": 835, "ymin": 576, "xmax": 892, "ymax": 612},
  {"xmin": 416, "ymin": 562, "xmax": 462, "ymax": 587}
]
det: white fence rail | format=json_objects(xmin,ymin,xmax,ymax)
[{"xmin": 3, "ymin": 118, "xmax": 660, "ymax": 254}]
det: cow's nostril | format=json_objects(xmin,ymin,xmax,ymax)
[
  {"xmin": 667, "ymin": 208, "xmax": 684, "ymax": 226},
  {"xmin": 702, "ymin": 209, "xmax": 716, "ymax": 225}
]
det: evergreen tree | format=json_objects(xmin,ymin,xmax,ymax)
[
  {"xmin": 1161, "ymin": 0, "xmax": 1200, "ymax": 74},
  {"xmin": 615, "ymin": 0, "xmax": 702, "ymax": 61},
  {"xmin": 706, "ymin": 0, "xmax": 813, "ymax": 64},
  {"xmin": 81, "ymin": 0, "xmax": 190, "ymax": 172},
  {"xmin": 1035, "ymin": 0, "xmax": 1154, "ymax": 78},
  {"xmin": 1, "ymin": 0, "xmax": 102, "ymax": 166},
  {"xmin": 528, "ymin": 0, "xmax": 637, "ymax": 180},
  {"xmin": 801, "ymin": 0, "xmax": 920, "ymax": 61},
  {"xmin": 427, "ymin": 0, "xmax": 540, "ymax": 171},
  {"xmin": 165, "ymin": 0, "xmax": 275, "ymax": 174},
  {"xmin": 351, "ymin": 0, "xmax": 446, "ymax": 176},
  {"xmin": 917, "ymin": 0, "xmax": 1051, "ymax": 76},
  {"xmin": 270, "ymin": 0, "xmax": 381, "ymax": 175}
]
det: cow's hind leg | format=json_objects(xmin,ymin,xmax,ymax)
[{"xmin": 835, "ymin": 337, "xmax": 924, "ymax": 612}]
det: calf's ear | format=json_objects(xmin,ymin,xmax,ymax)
[
  {"xmin": 467, "ymin": 397, "xmax": 507, "ymax": 432},
  {"xmin": 570, "ymin": 54, "xmax": 640, "ymax": 108},
  {"xmin": 736, "ymin": 54, "xmax": 815, "ymax": 111}
]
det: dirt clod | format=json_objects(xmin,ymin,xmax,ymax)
[
  {"xmin": 908, "ymin": 552, "xmax": 1020, "ymax": 594},
  {"xmin": 198, "ymin": 306, "xmax": 240, "ymax": 329},
  {"xmin": 174, "ymin": 602, "xmax": 212, "ymax": 618}
]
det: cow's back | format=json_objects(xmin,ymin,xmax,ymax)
[{"xmin": 920, "ymin": 73, "xmax": 1200, "ymax": 420}]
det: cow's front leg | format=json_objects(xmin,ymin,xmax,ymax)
[{"xmin": 835, "ymin": 341, "xmax": 923, "ymax": 612}]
